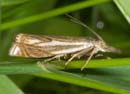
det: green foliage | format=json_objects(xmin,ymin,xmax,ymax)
[
  {"xmin": 0, "ymin": 75, "xmax": 24, "ymax": 94},
  {"xmin": 1, "ymin": 0, "xmax": 29, "ymax": 6},
  {"xmin": 1, "ymin": 0, "xmax": 130, "ymax": 94},
  {"xmin": 114, "ymin": 0, "xmax": 130, "ymax": 24}
]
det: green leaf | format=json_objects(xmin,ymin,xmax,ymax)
[
  {"xmin": 0, "ymin": 58, "xmax": 130, "ymax": 93},
  {"xmin": 52, "ymin": 58, "xmax": 130, "ymax": 69},
  {"xmin": 1, "ymin": 0, "xmax": 110, "ymax": 30},
  {"xmin": 1, "ymin": 58, "xmax": 130, "ymax": 74},
  {"xmin": 0, "ymin": 75, "xmax": 24, "ymax": 94},
  {"xmin": 36, "ymin": 67, "xmax": 130, "ymax": 94},
  {"xmin": 114, "ymin": 0, "xmax": 130, "ymax": 24},
  {"xmin": 1, "ymin": 0, "xmax": 29, "ymax": 6}
]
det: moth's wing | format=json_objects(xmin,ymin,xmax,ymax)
[
  {"xmin": 9, "ymin": 43, "xmax": 53, "ymax": 58},
  {"xmin": 15, "ymin": 33, "xmax": 93, "ymax": 44},
  {"xmin": 15, "ymin": 33, "xmax": 51, "ymax": 45},
  {"xmin": 70, "ymin": 46, "xmax": 94, "ymax": 57},
  {"xmin": 11, "ymin": 33, "xmax": 95, "ymax": 58},
  {"xmin": 42, "ymin": 35, "xmax": 92, "ymax": 42}
]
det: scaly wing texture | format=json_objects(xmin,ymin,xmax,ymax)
[{"xmin": 9, "ymin": 33, "xmax": 94, "ymax": 58}]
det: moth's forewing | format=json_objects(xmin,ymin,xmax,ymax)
[
  {"xmin": 16, "ymin": 33, "xmax": 93, "ymax": 44},
  {"xmin": 16, "ymin": 33, "xmax": 51, "ymax": 45},
  {"xmin": 9, "ymin": 34, "xmax": 95, "ymax": 58}
]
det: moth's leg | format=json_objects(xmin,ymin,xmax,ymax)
[
  {"xmin": 44, "ymin": 54, "xmax": 63, "ymax": 62},
  {"xmin": 65, "ymin": 49, "xmax": 87, "ymax": 66},
  {"xmin": 63, "ymin": 54, "xmax": 68, "ymax": 59},
  {"xmin": 37, "ymin": 61, "xmax": 51, "ymax": 72},
  {"xmin": 81, "ymin": 48, "xmax": 97, "ymax": 71},
  {"xmin": 37, "ymin": 55, "xmax": 63, "ymax": 72},
  {"xmin": 95, "ymin": 53, "xmax": 103, "ymax": 57},
  {"xmin": 95, "ymin": 53, "xmax": 111, "ymax": 59}
]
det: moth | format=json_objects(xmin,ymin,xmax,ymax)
[{"xmin": 9, "ymin": 15, "xmax": 120, "ymax": 70}]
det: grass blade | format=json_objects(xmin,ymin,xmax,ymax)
[
  {"xmin": 0, "ymin": 75, "xmax": 24, "ymax": 94},
  {"xmin": 1, "ymin": 0, "xmax": 29, "ymax": 6},
  {"xmin": 1, "ymin": 0, "xmax": 110, "ymax": 30},
  {"xmin": 114, "ymin": 0, "xmax": 130, "ymax": 24},
  {"xmin": 0, "ymin": 58, "xmax": 130, "ymax": 93}
]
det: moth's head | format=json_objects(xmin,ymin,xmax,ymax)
[{"xmin": 95, "ymin": 40, "xmax": 121, "ymax": 54}]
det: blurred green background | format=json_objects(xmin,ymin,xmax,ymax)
[{"xmin": 1, "ymin": 0, "xmax": 130, "ymax": 94}]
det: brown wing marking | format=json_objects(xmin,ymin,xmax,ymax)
[{"xmin": 22, "ymin": 44, "xmax": 53, "ymax": 58}]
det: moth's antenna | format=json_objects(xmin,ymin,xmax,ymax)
[{"xmin": 65, "ymin": 14, "xmax": 104, "ymax": 41}]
